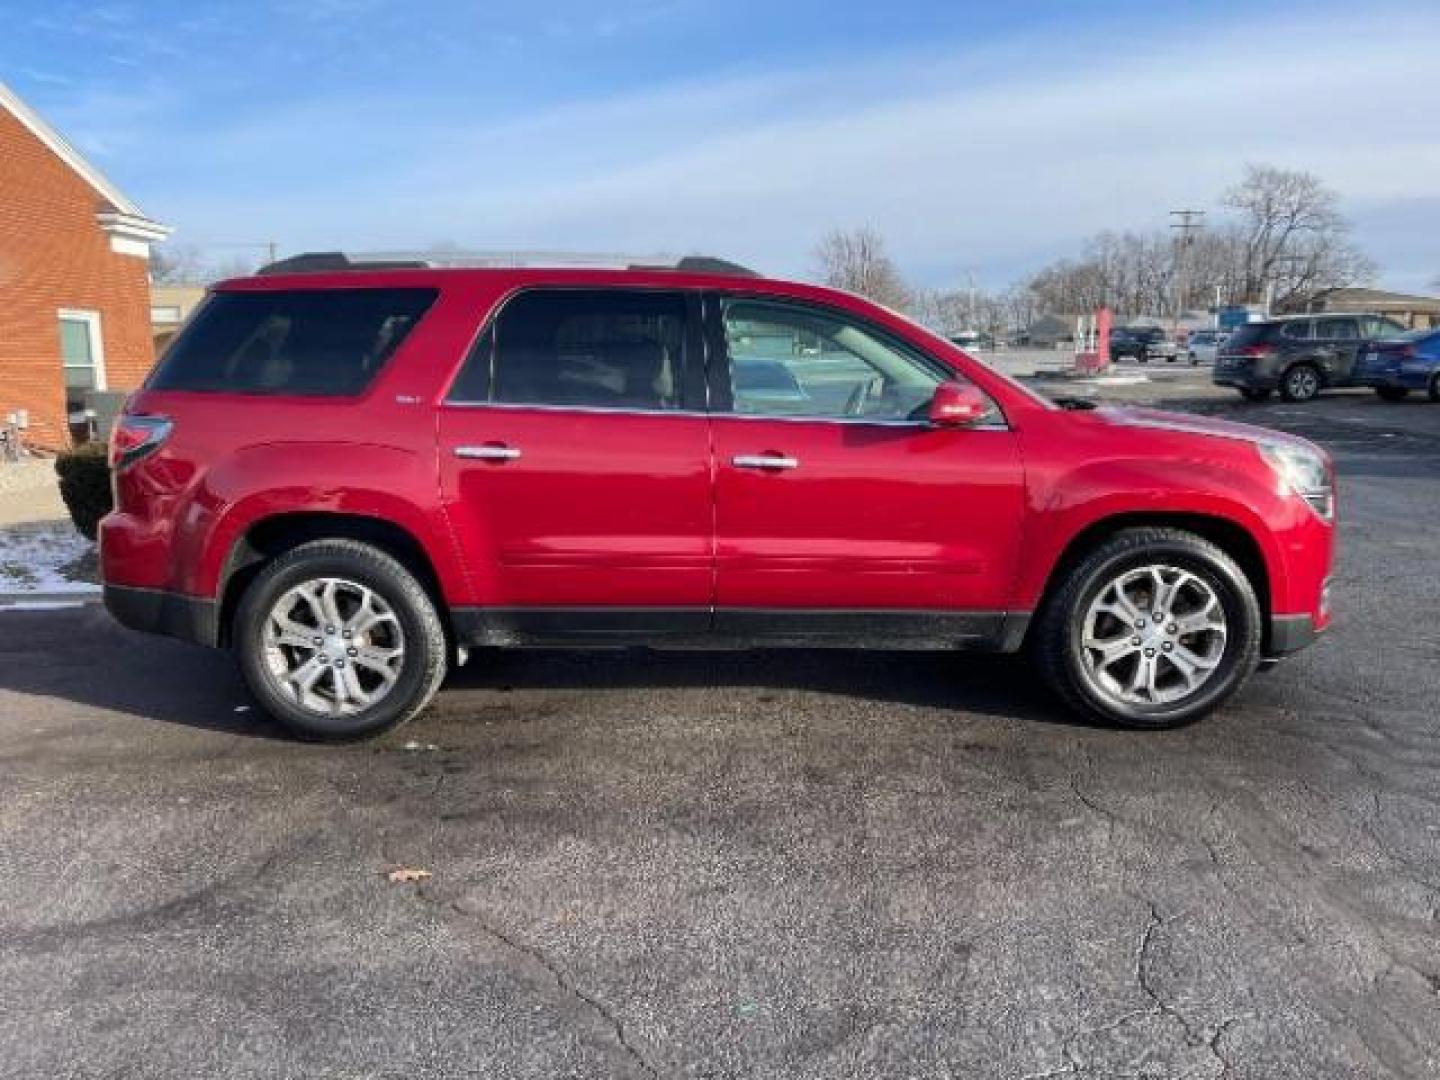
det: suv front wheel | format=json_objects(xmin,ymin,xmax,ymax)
[
  {"xmin": 1034, "ymin": 528, "xmax": 1262, "ymax": 728},
  {"xmin": 234, "ymin": 539, "xmax": 448, "ymax": 741}
]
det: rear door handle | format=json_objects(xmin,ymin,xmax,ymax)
[
  {"xmin": 732, "ymin": 454, "xmax": 799, "ymax": 470},
  {"xmin": 455, "ymin": 444, "xmax": 521, "ymax": 461}
]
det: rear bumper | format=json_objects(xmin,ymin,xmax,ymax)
[
  {"xmin": 1266, "ymin": 613, "xmax": 1324, "ymax": 658},
  {"xmin": 104, "ymin": 584, "xmax": 218, "ymax": 648},
  {"xmin": 1213, "ymin": 368, "xmax": 1276, "ymax": 390}
]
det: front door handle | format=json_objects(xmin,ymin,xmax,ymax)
[
  {"xmin": 455, "ymin": 444, "xmax": 522, "ymax": 461},
  {"xmin": 732, "ymin": 454, "xmax": 799, "ymax": 470}
]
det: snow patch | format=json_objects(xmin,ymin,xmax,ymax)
[{"xmin": 0, "ymin": 521, "xmax": 99, "ymax": 596}]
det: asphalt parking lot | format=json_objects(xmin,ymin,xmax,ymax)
[{"xmin": 1, "ymin": 374, "xmax": 1437, "ymax": 1079}]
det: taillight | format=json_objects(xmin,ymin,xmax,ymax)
[
  {"xmin": 109, "ymin": 414, "xmax": 173, "ymax": 470},
  {"xmin": 1239, "ymin": 344, "xmax": 1275, "ymax": 358}
]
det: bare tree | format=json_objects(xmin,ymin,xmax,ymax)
[
  {"xmin": 1223, "ymin": 163, "xmax": 1375, "ymax": 307},
  {"xmin": 814, "ymin": 227, "xmax": 912, "ymax": 310},
  {"xmin": 1014, "ymin": 164, "xmax": 1377, "ymax": 324},
  {"xmin": 208, "ymin": 256, "xmax": 259, "ymax": 282},
  {"xmin": 149, "ymin": 242, "xmax": 206, "ymax": 285}
]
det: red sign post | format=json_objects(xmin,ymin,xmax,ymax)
[{"xmin": 1073, "ymin": 307, "xmax": 1113, "ymax": 374}]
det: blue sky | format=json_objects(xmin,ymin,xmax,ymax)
[{"xmin": 5, "ymin": 0, "xmax": 1438, "ymax": 291}]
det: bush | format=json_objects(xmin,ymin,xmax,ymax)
[{"xmin": 55, "ymin": 442, "xmax": 112, "ymax": 541}]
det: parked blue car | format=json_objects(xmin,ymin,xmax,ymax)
[{"xmin": 1354, "ymin": 329, "xmax": 1440, "ymax": 401}]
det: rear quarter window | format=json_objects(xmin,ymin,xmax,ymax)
[
  {"xmin": 148, "ymin": 288, "xmax": 437, "ymax": 396},
  {"xmin": 1222, "ymin": 324, "xmax": 1271, "ymax": 349}
]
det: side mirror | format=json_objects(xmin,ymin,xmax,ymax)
[{"xmin": 928, "ymin": 381, "xmax": 991, "ymax": 427}]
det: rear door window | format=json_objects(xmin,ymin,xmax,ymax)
[
  {"xmin": 149, "ymin": 289, "xmax": 436, "ymax": 395},
  {"xmin": 1315, "ymin": 317, "xmax": 1358, "ymax": 340},
  {"xmin": 448, "ymin": 289, "xmax": 690, "ymax": 411},
  {"xmin": 1280, "ymin": 320, "xmax": 1313, "ymax": 341}
]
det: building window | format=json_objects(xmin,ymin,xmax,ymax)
[{"xmin": 58, "ymin": 310, "xmax": 106, "ymax": 436}]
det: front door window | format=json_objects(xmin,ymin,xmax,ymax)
[{"xmin": 722, "ymin": 298, "xmax": 951, "ymax": 422}]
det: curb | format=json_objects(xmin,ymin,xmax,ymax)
[
  {"xmin": 1025, "ymin": 373, "xmax": 1151, "ymax": 387},
  {"xmin": 0, "ymin": 588, "xmax": 101, "ymax": 610}
]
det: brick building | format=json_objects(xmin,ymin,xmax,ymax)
[{"xmin": 0, "ymin": 80, "xmax": 169, "ymax": 450}]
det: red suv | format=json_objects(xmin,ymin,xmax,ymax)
[{"xmin": 101, "ymin": 254, "xmax": 1335, "ymax": 740}]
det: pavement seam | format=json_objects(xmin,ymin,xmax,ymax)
[{"xmin": 422, "ymin": 889, "xmax": 663, "ymax": 1080}]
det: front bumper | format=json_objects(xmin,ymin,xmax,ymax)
[{"xmin": 104, "ymin": 584, "xmax": 219, "ymax": 648}]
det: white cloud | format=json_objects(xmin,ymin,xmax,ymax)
[{"xmin": 139, "ymin": 3, "xmax": 1440, "ymax": 290}]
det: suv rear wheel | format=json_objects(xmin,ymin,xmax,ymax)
[
  {"xmin": 1034, "ymin": 528, "xmax": 1262, "ymax": 728},
  {"xmin": 1280, "ymin": 363, "xmax": 1322, "ymax": 402},
  {"xmin": 234, "ymin": 539, "xmax": 448, "ymax": 741}
]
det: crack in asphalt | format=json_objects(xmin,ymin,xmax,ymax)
[
  {"xmin": 1021, "ymin": 904, "xmax": 1249, "ymax": 1079},
  {"xmin": 413, "ymin": 887, "xmax": 662, "ymax": 1080}
]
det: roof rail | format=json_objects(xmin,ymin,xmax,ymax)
[{"xmin": 256, "ymin": 250, "xmax": 758, "ymax": 277}]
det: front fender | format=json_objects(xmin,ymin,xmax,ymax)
[{"xmin": 1013, "ymin": 454, "xmax": 1300, "ymax": 611}]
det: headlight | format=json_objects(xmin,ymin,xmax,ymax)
[{"xmin": 1259, "ymin": 442, "xmax": 1334, "ymax": 521}]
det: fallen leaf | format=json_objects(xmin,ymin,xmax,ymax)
[{"xmin": 386, "ymin": 867, "xmax": 432, "ymax": 884}]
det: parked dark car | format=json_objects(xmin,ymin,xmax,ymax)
[
  {"xmin": 1213, "ymin": 313, "xmax": 1408, "ymax": 402},
  {"xmin": 1110, "ymin": 326, "xmax": 1178, "ymax": 363},
  {"xmin": 1353, "ymin": 329, "xmax": 1440, "ymax": 402}
]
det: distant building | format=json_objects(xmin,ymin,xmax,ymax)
[
  {"xmin": 151, "ymin": 284, "xmax": 207, "ymax": 354},
  {"xmin": 1292, "ymin": 287, "xmax": 1440, "ymax": 330},
  {"xmin": 0, "ymin": 80, "xmax": 170, "ymax": 448}
]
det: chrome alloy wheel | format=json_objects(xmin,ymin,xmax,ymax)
[
  {"xmin": 262, "ymin": 577, "xmax": 405, "ymax": 716},
  {"xmin": 1080, "ymin": 564, "xmax": 1228, "ymax": 706},
  {"xmin": 1286, "ymin": 366, "xmax": 1320, "ymax": 400}
]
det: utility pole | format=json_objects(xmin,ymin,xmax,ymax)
[{"xmin": 1169, "ymin": 209, "xmax": 1205, "ymax": 336}]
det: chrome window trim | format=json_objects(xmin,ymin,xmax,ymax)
[
  {"xmin": 440, "ymin": 399, "xmax": 710, "ymax": 419},
  {"xmin": 714, "ymin": 411, "xmax": 1010, "ymax": 431},
  {"xmin": 439, "ymin": 398, "xmax": 1010, "ymax": 430}
]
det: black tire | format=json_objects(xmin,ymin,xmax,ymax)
[
  {"xmin": 1429, "ymin": 373, "xmax": 1440, "ymax": 403},
  {"xmin": 1240, "ymin": 387, "xmax": 1272, "ymax": 402},
  {"xmin": 234, "ymin": 539, "xmax": 448, "ymax": 742},
  {"xmin": 1376, "ymin": 386, "xmax": 1409, "ymax": 402},
  {"xmin": 1032, "ymin": 528, "xmax": 1263, "ymax": 729},
  {"xmin": 1279, "ymin": 363, "xmax": 1322, "ymax": 403}
]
